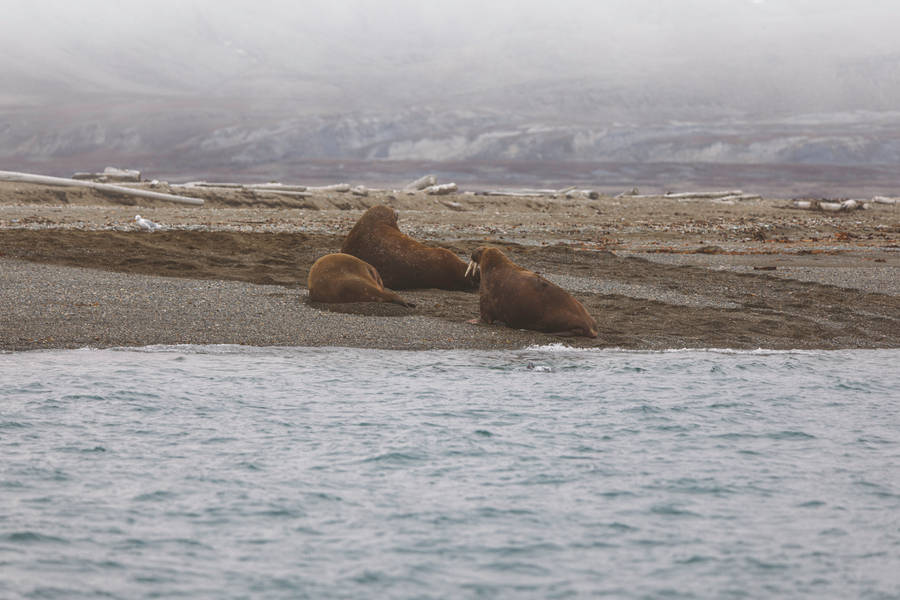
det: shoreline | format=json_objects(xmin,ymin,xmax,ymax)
[{"xmin": 1, "ymin": 183, "xmax": 898, "ymax": 352}]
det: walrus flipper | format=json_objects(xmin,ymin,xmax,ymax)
[{"xmin": 382, "ymin": 288, "xmax": 416, "ymax": 308}]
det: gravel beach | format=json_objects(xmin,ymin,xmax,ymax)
[{"xmin": 2, "ymin": 181, "xmax": 898, "ymax": 351}]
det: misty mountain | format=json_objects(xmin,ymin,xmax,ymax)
[{"xmin": 2, "ymin": 0, "xmax": 899, "ymax": 181}]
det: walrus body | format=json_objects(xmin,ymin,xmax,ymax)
[
  {"xmin": 467, "ymin": 246, "xmax": 598, "ymax": 338},
  {"xmin": 307, "ymin": 253, "xmax": 413, "ymax": 307},
  {"xmin": 341, "ymin": 205, "xmax": 476, "ymax": 290}
]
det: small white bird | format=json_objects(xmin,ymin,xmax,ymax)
[{"xmin": 134, "ymin": 214, "xmax": 161, "ymax": 231}]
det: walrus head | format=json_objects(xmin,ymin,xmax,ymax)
[
  {"xmin": 466, "ymin": 246, "xmax": 508, "ymax": 279},
  {"xmin": 465, "ymin": 247, "xmax": 484, "ymax": 279},
  {"xmin": 363, "ymin": 205, "xmax": 400, "ymax": 229}
]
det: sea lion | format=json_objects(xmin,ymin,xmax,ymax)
[
  {"xmin": 307, "ymin": 253, "xmax": 413, "ymax": 307},
  {"xmin": 341, "ymin": 205, "xmax": 476, "ymax": 290},
  {"xmin": 466, "ymin": 246, "xmax": 598, "ymax": 338}
]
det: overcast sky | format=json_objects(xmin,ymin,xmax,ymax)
[{"xmin": 2, "ymin": 0, "xmax": 899, "ymax": 116}]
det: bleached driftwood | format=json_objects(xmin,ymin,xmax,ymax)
[
  {"xmin": 103, "ymin": 167, "xmax": 141, "ymax": 182},
  {"xmin": 615, "ymin": 189, "xmax": 672, "ymax": 199},
  {"xmin": 665, "ymin": 190, "xmax": 743, "ymax": 199},
  {"xmin": 0, "ymin": 170, "xmax": 204, "ymax": 206},
  {"xmin": 405, "ymin": 175, "xmax": 437, "ymax": 190},
  {"xmin": 792, "ymin": 199, "xmax": 869, "ymax": 212},
  {"xmin": 479, "ymin": 186, "xmax": 596, "ymax": 199},
  {"xmin": 479, "ymin": 190, "xmax": 547, "ymax": 198},
  {"xmin": 565, "ymin": 189, "xmax": 600, "ymax": 200},
  {"xmin": 252, "ymin": 189, "xmax": 312, "ymax": 198},
  {"xmin": 308, "ymin": 183, "xmax": 351, "ymax": 193},
  {"xmin": 72, "ymin": 166, "xmax": 142, "ymax": 183},
  {"xmin": 251, "ymin": 183, "xmax": 308, "ymax": 192},
  {"xmin": 716, "ymin": 194, "xmax": 762, "ymax": 202},
  {"xmin": 179, "ymin": 181, "xmax": 245, "ymax": 189},
  {"xmin": 616, "ymin": 194, "xmax": 662, "ymax": 199},
  {"xmin": 424, "ymin": 183, "xmax": 458, "ymax": 195},
  {"xmin": 178, "ymin": 181, "xmax": 311, "ymax": 194},
  {"xmin": 617, "ymin": 190, "xmax": 759, "ymax": 202}
]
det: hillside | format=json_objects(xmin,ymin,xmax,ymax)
[{"xmin": 3, "ymin": 1, "xmax": 899, "ymax": 191}]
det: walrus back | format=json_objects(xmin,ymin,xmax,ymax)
[
  {"xmin": 342, "ymin": 209, "xmax": 474, "ymax": 290},
  {"xmin": 476, "ymin": 249, "xmax": 598, "ymax": 338},
  {"xmin": 308, "ymin": 253, "xmax": 411, "ymax": 307}
]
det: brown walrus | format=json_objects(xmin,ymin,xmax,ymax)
[
  {"xmin": 341, "ymin": 205, "xmax": 476, "ymax": 291},
  {"xmin": 466, "ymin": 246, "xmax": 598, "ymax": 338},
  {"xmin": 307, "ymin": 253, "xmax": 414, "ymax": 307}
]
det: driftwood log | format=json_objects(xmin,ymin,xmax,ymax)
[
  {"xmin": 180, "ymin": 181, "xmax": 244, "ymax": 189},
  {"xmin": 308, "ymin": 183, "xmax": 351, "ymax": 193},
  {"xmin": 617, "ymin": 190, "xmax": 759, "ymax": 202},
  {"xmin": 178, "ymin": 182, "xmax": 309, "ymax": 193},
  {"xmin": 792, "ymin": 199, "xmax": 870, "ymax": 212},
  {"xmin": 479, "ymin": 190, "xmax": 547, "ymax": 197},
  {"xmin": 250, "ymin": 183, "xmax": 308, "ymax": 192},
  {"xmin": 665, "ymin": 190, "xmax": 744, "ymax": 199},
  {"xmin": 405, "ymin": 175, "xmax": 437, "ymax": 190},
  {"xmin": 718, "ymin": 194, "xmax": 762, "ymax": 202},
  {"xmin": 0, "ymin": 170, "xmax": 204, "ymax": 206},
  {"xmin": 565, "ymin": 189, "xmax": 600, "ymax": 200},
  {"xmin": 72, "ymin": 167, "xmax": 142, "ymax": 183},
  {"xmin": 424, "ymin": 183, "xmax": 458, "ymax": 195},
  {"xmin": 251, "ymin": 189, "xmax": 312, "ymax": 198}
]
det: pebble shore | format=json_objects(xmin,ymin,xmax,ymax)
[{"xmin": 2, "ymin": 182, "xmax": 898, "ymax": 351}]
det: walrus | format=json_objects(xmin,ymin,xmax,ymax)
[
  {"xmin": 307, "ymin": 253, "xmax": 413, "ymax": 307},
  {"xmin": 341, "ymin": 205, "xmax": 476, "ymax": 290},
  {"xmin": 466, "ymin": 246, "xmax": 598, "ymax": 338}
]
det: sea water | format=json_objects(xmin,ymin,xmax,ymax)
[{"xmin": 1, "ymin": 346, "xmax": 898, "ymax": 599}]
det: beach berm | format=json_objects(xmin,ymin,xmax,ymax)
[{"xmin": 1, "ymin": 181, "xmax": 898, "ymax": 351}]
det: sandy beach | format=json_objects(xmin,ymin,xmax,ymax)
[{"xmin": 1, "ymin": 180, "xmax": 898, "ymax": 351}]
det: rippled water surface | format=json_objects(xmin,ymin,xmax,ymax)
[{"xmin": 2, "ymin": 346, "xmax": 899, "ymax": 599}]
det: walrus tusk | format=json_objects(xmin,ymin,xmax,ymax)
[{"xmin": 465, "ymin": 260, "xmax": 478, "ymax": 279}]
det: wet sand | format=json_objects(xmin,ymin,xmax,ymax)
[{"xmin": 1, "ymin": 181, "xmax": 898, "ymax": 351}]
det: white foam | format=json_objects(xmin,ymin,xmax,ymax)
[
  {"xmin": 523, "ymin": 343, "xmax": 602, "ymax": 353},
  {"xmin": 658, "ymin": 347, "xmax": 828, "ymax": 356},
  {"xmin": 523, "ymin": 345, "xmax": 844, "ymax": 357}
]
